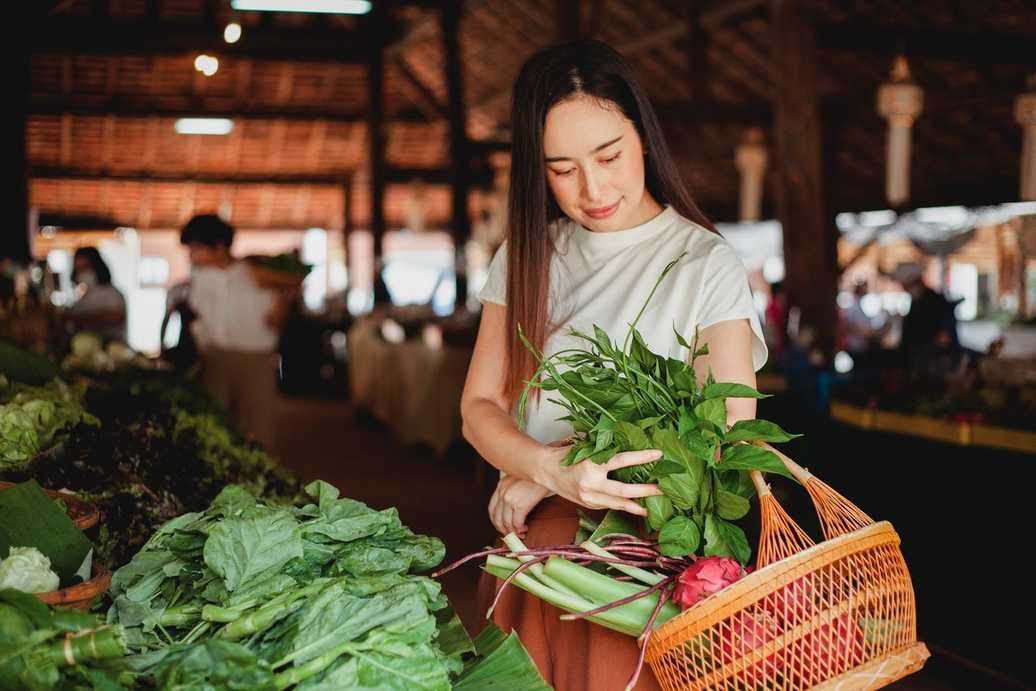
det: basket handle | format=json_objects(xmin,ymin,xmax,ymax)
[{"xmin": 753, "ymin": 441, "xmax": 874, "ymax": 540}]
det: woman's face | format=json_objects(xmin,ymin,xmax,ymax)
[{"xmin": 542, "ymin": 95, "xmax": 660, "ymax": 232}]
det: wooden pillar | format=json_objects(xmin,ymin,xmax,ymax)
[
  {"xmin": 770, "ymin": 0, "xmax": 837, "ymax": 356},
  {"xmin": 366, "ymin": 6, "xmax": 388, "ymax": 301},
  {"xmin": 442, "ymin": 0, "xmax": 470, "ymax": 309}
]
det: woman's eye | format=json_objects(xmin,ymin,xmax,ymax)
[
  {"xmin": 601, "ymin": 152, "xmax": 622, "ymax": 164},
  {"xmin": 552, "ymin": 168, "xmax": 576, "ymax": 177}
]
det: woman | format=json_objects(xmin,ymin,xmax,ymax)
[
  {"xmin": 461, "ymin": 41, "xmax": 767, "ymax": 690},
  {"xmin": 67, "ymin": 247, "xmax": 126, "ymax": 342}
]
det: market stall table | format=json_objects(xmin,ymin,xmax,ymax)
[{"xmin": 348, "ymin": 317, "xmax": 471, "ymax": 459}]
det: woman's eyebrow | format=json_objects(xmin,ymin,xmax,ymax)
[{"xmin": 545, "ymin": 135, "xmax": 623, "ymax": 163}]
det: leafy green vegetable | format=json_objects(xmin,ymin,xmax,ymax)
[
  {"xmin": 0, "ymin": 378, "xmax": 97, "ymax": 465},
  {"xmin": 517, "ymin": 253, "xmax": 800, "ymax": 564},
  {"xmin": 0, "ymin": 588, "xmax": 128, "ymax": 690},
  {"xmin": 0, "ymin": 546, "xmax": 59, "ymax": 594}
]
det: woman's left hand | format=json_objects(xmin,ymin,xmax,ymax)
[{"xmin": 488, "ymin": 476, "xmax": 552, "ymax": 537}]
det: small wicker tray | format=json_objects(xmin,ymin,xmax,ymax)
[
  {"xmin": 35, "ymin": 563, "xmax": 111, "ymax": 610},
  {"xmin": 0, "ymin": 480, "xmax": 99, "ymax": 531}
]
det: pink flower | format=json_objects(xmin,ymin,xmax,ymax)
[{"xmin": 673, "ymin": 556, "xmax": 747, "ymax": 610}]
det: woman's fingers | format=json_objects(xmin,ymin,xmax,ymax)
[
  {"xmin": 600, "ymin": 479, "xmax": 663, "ymax": 499},
  {"xmin": 583, "ymin": 491, "xmax": 648, "ymax": 517},
  {"xmin": 603, "ymin": 449, "xmax": 663, "ymax": 471}
]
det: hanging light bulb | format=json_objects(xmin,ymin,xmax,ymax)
[
  {"xmin": 194, "ymin": 54, "xmax": 219, "ymax": 77},
  {"xmin": 877, "ymin": 55, "xmax": 923, "ymax": 208},
  {"xmin": 1015, "ymin": 73, "xmax": 1036, "ymax": 201},
  {"xmin": 734, "ymin": 127, "xmax": 768, "ymax": 222}
]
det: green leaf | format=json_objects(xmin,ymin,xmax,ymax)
[
  {"xmin": 593, "ymin": 429, "xmax": 613, "ymax": 452},
  {"xmin": 650, "ymin": 428, "xmax": 705, "ymax": 485},
  {"xmin": 715, "ymin": 489, "xmax": 751, "ymax": 520},
  {"xmin": 716, "ymin": 445, "xmax": 794, "ymax": 480},
  {"xmin": 673, "ymin": 325, "xmax": 691, "ymax": 351},
  {"xmin": 697, "ymin": 473, "xmax": 713, "ymax": 512},
  {"xmin": 644, "ymin": 495, "xmax": 674, "ymax": 531},
  {"xmin": 630, "ymin": 329, "xmax": 656, "ymax": 371},
  {"xmin": 677, "ymin": 408, "xmax": 696, "ymax": 439},
  {"xmin": 588, "ymin": 325, "xmax": 614, "ymax": 357},
  {"xmin": 613, "ymin": 421, "xmax": 651, "ymax": 451},
  {"xmin": 701, "ymin": 382, "xmax": 768, "ymax": 400},
  {"xmin": 658, "ymin": 473, "xmax": 699, "ymax": 511},
  {"xmin": 587, "ymin": 445, "xmax": 618, "ymax": 465},
  {"xmin": 693, "ymin": 398, "xmax": 727, "ymax": 432},
  {"xmin": 723, "ymin": 419, "xmax": 802, "ymax": 443},
  {"xmin": 648, "ymin": 459, "xmax": 686, "ymax": 477},
  {"xmin": 453, "ymin": 630, "xmax": 552, "ymax": 691},
  {"xmin": 635, "ymin": 415, "xmax": 664, "ymax": 429},
  {"xmin": 719, "ymin": 470, "xmax": 756, "ymax": 499},
  {"xmin": 658, "ymin": 516, "xmax": 701, "ymax": 557},
  {"xmin": 150, "ymin": 640, "xmax": 277, "ymax": 691},
  {"xmin": 704, "ymin": 515, "xmax": 752, "ymax": 565},
  {"xmin": 203, "ymin": 511, "xmax": 304, "ymax": 592}
]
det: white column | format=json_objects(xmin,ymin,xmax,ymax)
[
  {"xmin": 877, "ymin": 56, "xmax": 923, "ymax": 208},
  {"xmin": 735, "ymin": 128, "xmax": 768, "ymax": 222}
]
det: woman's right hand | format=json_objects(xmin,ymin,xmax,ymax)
[{"xmin": 535, "ymin": 446, "xmax": 664, "ymax": 516}]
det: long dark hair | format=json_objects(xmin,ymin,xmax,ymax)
[
  {"xmin": 504, "ymin": 39, "xmax": 715, "ymax": 401},
  {"xmin": 73, "ymin": 247, "xmax": 112, "ymax": 285}
]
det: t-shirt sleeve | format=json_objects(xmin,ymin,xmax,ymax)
[
  {"xmin": 697, "ymin": 241, "xmax": 768, "ymax": 372},
  {"xmin": 478, "ymin": 241, "xmax": 508, "ymax": 306}
]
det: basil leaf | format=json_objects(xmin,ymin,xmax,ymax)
[
  {"xmin": 719, "ymin": 470, "xmax": 756, "ymax": 499},
  {"xmin": 716, "ymin": 445, "xmax": 794, "ymax": 480},
  {"xmin": 693, "ymin": 398, "xmax": 726, "ymax": 431},
  {"xmin": 658, "ymin": 473, "xmax": 699, "ymax": 511},
  {"xmin": 648, "ymin": 459, "xmax": 686, "ymax": 478},
  {"xmin": 645, "ymin": 495, "xmax": 674, "ymax": 532},
  {"xmin": 715, "ymin": 489, "xmax": 751, "ymax": 520},
  {"xmin": 701, "ymin": 382, "xmax": 768, "ymax": 400},
  {"xmin": 613, "ymin": 421, "xmax": 651, "ymax": 451},
  {"xmin": 651, "ymin": 428, "xmax": 705, "ymax": 485},
  {"xmin": 658, "ymin": 516, "xmax": 701, "ymax": 557},
  {"xmin": 704, "ymin": 514, "xmax": 752, "ymax": 565},
  {"xmin": 723, "ymin": 419, "xmax": 801, "ymax": 443}
]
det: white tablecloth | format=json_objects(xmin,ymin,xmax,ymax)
[{"xmin": 348, "ymin": 319, "xmax": 472, "ymax": 458}]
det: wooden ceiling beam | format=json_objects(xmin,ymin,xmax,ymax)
[
  {"xmin": 29, "ymin": 166, "xmax": 495, "ymax": 187},
  {"xmin": 27, "ymin": 100, "xmax": 430, "ymax": 124},
  {"xmin": 816, "ymin": 22, "xmax": 1036, "ymax": 67},
  {"xmin": 29, "ymin": 16, "xmax": 404, "ymax": 63}
]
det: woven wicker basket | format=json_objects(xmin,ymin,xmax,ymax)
[{"xmin": 644, "ymin": 443, "xmax": 929, "ymax": 690}]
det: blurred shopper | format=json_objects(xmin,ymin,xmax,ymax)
[
  {"xmin": 66, "ymin": 247, "xmax": 126, "ymax": 341},
  {"xmin": 180, "ymin": 214, "xmax": 291, "ymax": 449},
  {"xmin": 895, "ymin": 262, "xmax": 963, "ymax": 377}
]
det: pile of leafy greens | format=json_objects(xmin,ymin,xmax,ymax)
[
  {"xmin": 0, "ymin": 588, "xmax": 129, "ymax": 690},
  {"xmin": 0, "ymin": 378, "xmax": 98, "ymax": 466},
  {"xmin": 518, "ymin": 254, "xmax": 800, "ymax": 564},
  {"xmin": 1, "ymin": 372, "xmax": 301, "ymax": 569},
  {"xmin": 107, "ymin": 481, "xmax": 548, "ymax": 690}
]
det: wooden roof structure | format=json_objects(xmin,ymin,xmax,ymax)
[
  {"xmin": 23, "ymin": 0, "xmax": 1035, "ymax": 236},
  {"xmin": 15, "ymin": 0, "xmax": 1036, "ymax": 345}
]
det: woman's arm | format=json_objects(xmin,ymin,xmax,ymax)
[
  {"xmin": 693, "ymin": 318, "xmax": 758, "ymax": 425},
  {"xmin": 461, "ymin": 303, "xmax": 663, "ymax": 518}
]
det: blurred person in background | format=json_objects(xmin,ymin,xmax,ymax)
[
  {"xmin": 180, "ymin": 214, "xmax": 292, "ymax": 449},
  {"xmin": 65, "ymin": 247, "xmax": 126, "ymax": 341},
  {"xmin": 894, "ymin": 262, "xmax": 963, "ymax": 378}
]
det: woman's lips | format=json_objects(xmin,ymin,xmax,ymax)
[{"xmin": 584, "ymin": 200, "xmax": 620, "ymax": 219}]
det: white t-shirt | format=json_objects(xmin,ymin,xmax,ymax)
[
  {"xmin": 479, "ymin": 205, "xmax": 767, "ymax": 445},
  {"xmin": 188, "ymin": 261, "xmax": 278, "ymax": 353},
  {"xmin": 68, "ymin": 284, "xmax": 127, "ymax": 341}
]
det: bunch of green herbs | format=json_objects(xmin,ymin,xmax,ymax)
[{"xmin": 517, "ymin": 254, "xmax": 800, "ymax": 564}]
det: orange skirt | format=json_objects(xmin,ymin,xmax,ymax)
[{"xmin": 476, "ymin": 496, "xmax": 662, "ymax": 691}]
